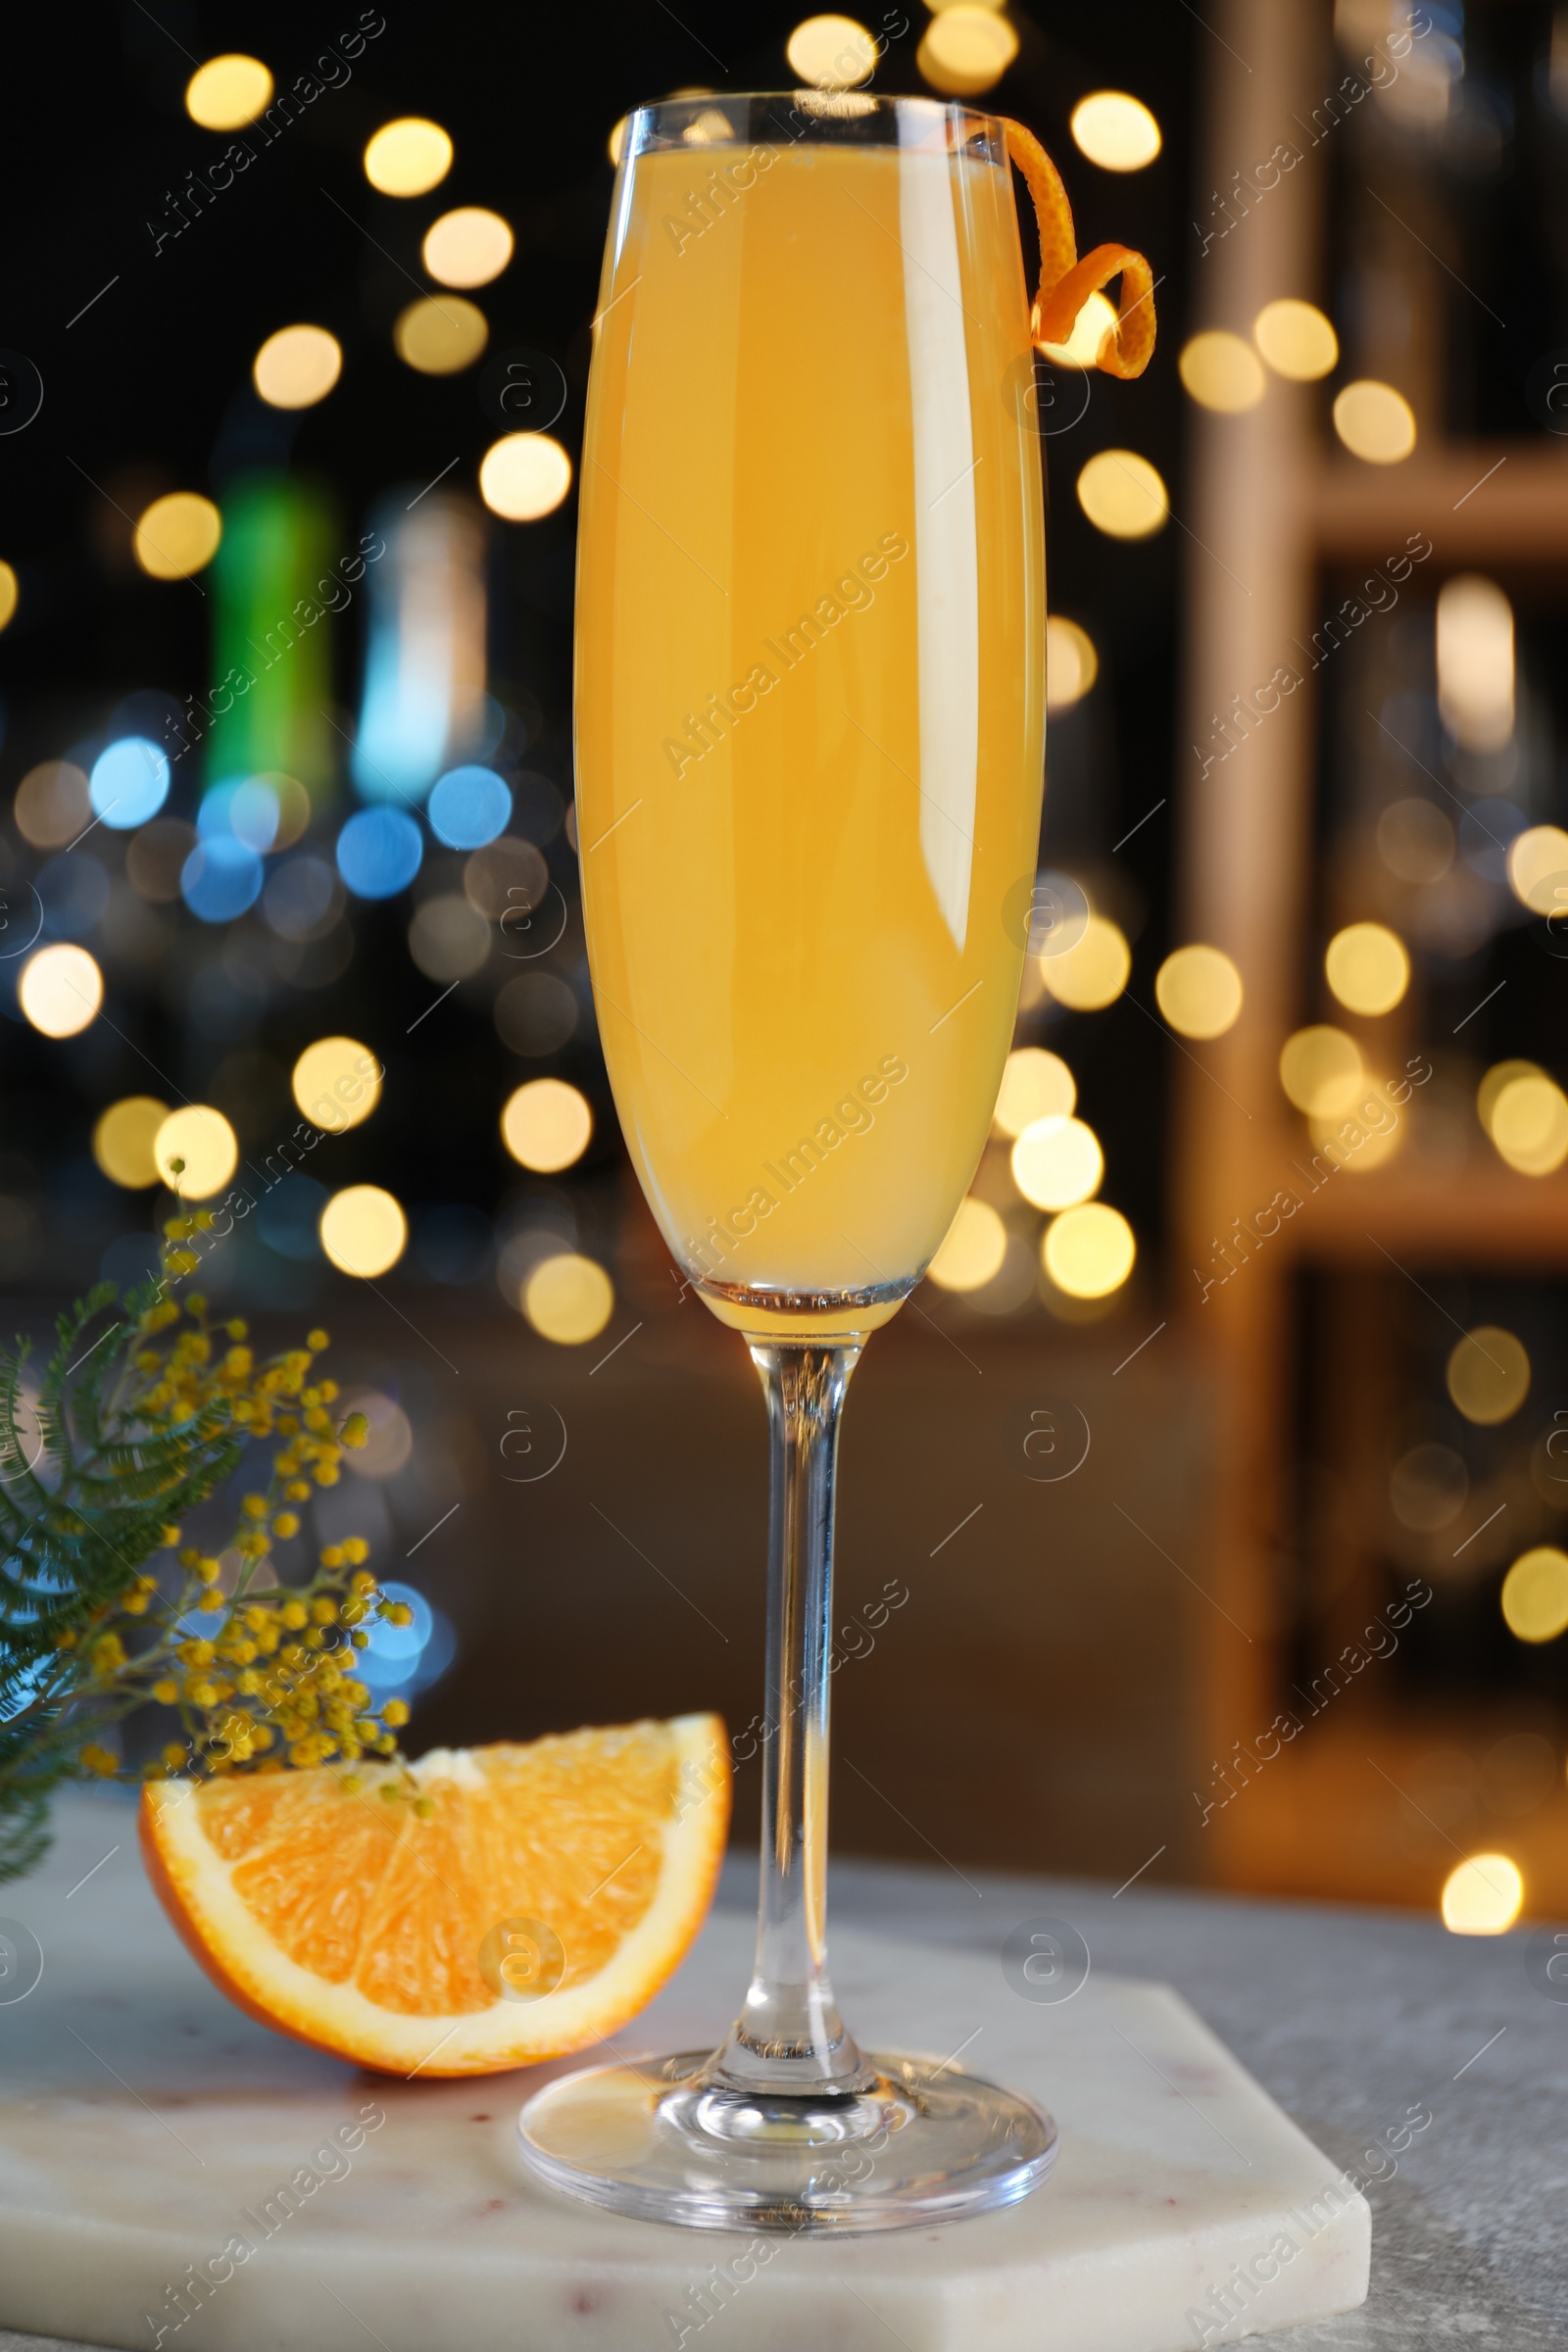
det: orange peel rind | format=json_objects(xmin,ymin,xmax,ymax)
[{"xmin": 1003, "ymin": 120, "xmax": 1156, "ymax": 380}]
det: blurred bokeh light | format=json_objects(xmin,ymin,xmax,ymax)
[
  {"xmin": 1279, "ymin": 1025, "xmax": 1363, "ymax": 1117},
  {"xmin": 926, "ymin": 1198, "xmax": 1008, "ymax": 1292},
  {"xmin": 394, "ymin": 297, "xmax": 489, "ymax": 375},
  {"xmin": 1500, "ymin": 1547, "xmax": 1568, "ymax": 1643},
  {"xmin": 1044, "ymin": 615, "xmax": 1098, "ymax": 710},
  {"xmin": 523, "ymin": 1252, "xmax": 614, "ymax": 1343},
  {"xmin": 20, "ymin": 945, "xmax": 101, "ymax": 1039},
  {"xmin": 185, "ymin": 54, "xmax": 272, "ymax": 129},
  {"xmin": 292, "ymin": 1037, "xmax": 381, "ymax": 1133},
  {"xmin": 1332, "ymin": 378, "xmax": 1417, "ymax": 464},
  {"xmin": 319, "ymin": 1185, "xmax": 408, "ymax": 1277},
  {"xmin": 917, "ymin": 8, "xmax": 1019, "ymax": 95},
  {"xmin": 1446, "ymin": 1327, "xmax": 1531, "ymax": 1426},
  {"xmin": 1069, "ymin": 90, "xmax": 1161, "ymax": 170},
  {"xmin": 993, "ymin": 1047, "xmax": 1075, "ymax": 1138},
  {"xmin": 1324, "ymin": 922, "xmax": 1410, "ymax": 1016},
  {"xmin": 133, "ymin": 493, "xmax": 221, "ymax": 581},
  {"xmin": 1252, "ymin": 298, "xmax": 1338, "ymax": 380},
  {"xmin": 92, "ymin": 1098, "xmax": 169, "ymax": 1191},
  {"xmin": 1179, "ymin": 331, "xmax": 1265, "ymax": 414},
  {"xmin": 423, "ymin": 208, "xmax": 514, "ymax": 288},
  {"xmin": 479, "ymin": 434, "xmax": 572, "ymax": 520},
  {"xmin": 153, "ymin": 1105, "xmax": 238, "ymax": 1199},
  {"xmin": 1043, "ymin": 1202, "xmax": 1136, "ymax": 1298},
  {"xmin": 1011, "ymin": 1116, "xmax": 1102, "ymax": 1211},
  {"xmin": 1440, "ymin": 1854, "xmax": 1523, "ymax": 1936},
  {"xmin": 365, "ymin": 118, "xmax": 453, "ymax": 196},
  {"xmin": 502, "ymin": 1078, "xmax": 592, "ymax": 1172},
  {"xmin": 1075, "ymin": 450, "xmax": 1168, "ymax": 539},
  {"xmin": 253, "ymin": 326, "xmax": 343, "ymax": 410},
  {"xmin": 1039, "ymin": 913, "xmax": 1131, "ymax": 1009},
  {"xmin": 1155, "ymin": 945, "xmax": 1243, "ymax": 1038}
]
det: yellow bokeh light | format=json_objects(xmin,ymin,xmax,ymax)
[
  {"xmin": 1437, "ymin": 574, "xmax": 1514, "ymax": 753},
  {"xmin": 1446, "ymin": 1326, "xmax": 1530, "ymax": 1427},
  {"xmin": 0, "ymin": 561, "xmax": 19, "ymax": 632},
  {"xmin": 153, "ymin": 1105, "xmax": 238, "ymax": 1200},
  {"xmin": 1011, "ymin": 1115, "xmax": 1102, "ymax": 1212},
  {"xmin": 1043, "ymin": 1201, "xmax": 1136, "ymax": 1298},
  {"xmin": 393, "ymin": 295, "xmax": 488, "ymax": 375},
  {"xmin": 20, "ymin": 944, "xmax": 102, "ymax": 1040},
  {"xmin": 1279, "ymin": 1025, "xmax": 1362, "ymax": 1117},
  {"xmin": 1070, "ymin": 90, "xmax": 1161, "ymax": 171},
  {"xmin": 1478, "ymin": 1059, "xmax": 1544, "ymax": 1139},
  {"xmin": 1039, "ymin": 913, "xmax": 1131, "ymax": 1011},
  {"xmin": 364, "ymin": 117, "xmax": 453, "ymax": 197},
  {"xmin": 1076, "ymin": 449, "xmax": 1168, "ymax": 540},
  {"xmin": 133, "ymin": 492, "xmax": 221, "ymax": 581},
  {"xmin": 608, "ymin": 117, "xmax": 628, "ymax": 165},
  {"xmin": 1440, "ymin": 1853, "xmax": 1523, "ymax": 1936},
  {"xmin": 1039, "ymin": 289, "xmax": 1118, "ymax": 371},
  {"xmin": 1501, "ymin": 1547, "xmax": 1568, "ymax": 1644},
  {"xmin": 787, "ymin": 14, "xmax": 877, "ymax": 86},
  {"xmin": 1155, "ymin": 944, "xmax": 1243, "ymax": 1039},
  {"xmin": 524, "ymin": 1253, "xmax": 615, "ymax": 1345},
  {"xmin": 1045, "ymin": 615, "xmax": 1099, "ymax": 710},
  {"xmin": 1324, "ymin": 921, "xmax": 1410, "ymax": 1016},
  {"xmin": 1333, "ymin": 379, "xmax": 1416, "ymax": 464},
  {"xmin": 1309, "ymin": 1076, "xmax": 1404, "ymax": 1172},
  {"xmin": 253, "ymin": 325, "xmax": 342, "ymax": 410},
  {"xmin": 319, "ymin": 1185, "xmax": 408, "ymax": 1278},
  {"xmin": 292, "ymin": 1037, "xmax": 381, "ymax": 1135},
  {"xmin": 502, "ymin": 1078, "xmax": 593, "ymax": 1173},
  {"xmin": 422, "ymin": 207, "xmax": 514, "ymax": 289},
  {"xmin": 1491, "ymin": 1074, "xmax": 1568, "ymax": 1176},
  {"xmin": 1252, "ymin": 298, "xmax": 1338, "ymax": 381},
  {"xmin": 993, "ymin": 1047, "xmax": 1075, "ymax": 1139},
  {"xmin": 253, "ymin": 772, "xmax": 311, "ymax": 853},
  {"xmin": 92, "ymin": 1098, "xmax": 169, "ymax": 1190},
  {"xmin": 185, "ymin": 54, "xmax": 273, "ymax": 130},
  {"xmin": 479, "ymin": 434, "xmax": 572, "ymax": 521},
  {"xmin": 683, "ymin": 109, "xmax": 734, "ymax": 148},
  {"xmin": 917, "ymin": 7, "xmax": 1019, "ymax": 96},
  {"xmin": 1506, "ymin": 825, "xmax": 1568, "ymax": 917},
  {"xmin": 1179, "ymin": 330, "xmax": 1266, "ymax": 414},
  {"xmin": 926, "ymin": 1197, "xmax": 1008, "ymax": 1293}
]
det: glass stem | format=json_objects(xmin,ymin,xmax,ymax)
[{"xmin": 706, "ymin": 1340, "xmax": 879, "ymax": 2098}]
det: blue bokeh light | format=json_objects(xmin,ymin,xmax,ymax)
[
  {"xmin": 336, "ymin": 807, "xmax": 423, "ymax": 900},
  {"xmin": 90, "ymin": 737, "xmax": 170, "ymax": 829},
  {"xmin": 359, "ymin": 1579, "xmax": 457, "ymax": 1696},
  {"xmin": 428, "ymin": 764, "xmax": 512, "ymax": 851},
  {"xmin": 181, "ymin": 834, "xmax": 264, "ymax": 923},
  {"xmin": 200, "ymin": 776, "xmax": 281, "ymax": 854}
]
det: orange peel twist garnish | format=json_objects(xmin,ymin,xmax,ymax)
[{"xmin": 1003, "ymin": 120, "xmax": 1155, "ymax": 380}]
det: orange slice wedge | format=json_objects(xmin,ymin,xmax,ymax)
[{"xmin": 140, "ymin": 1716, "xmax": 730, "ymax": 2077}]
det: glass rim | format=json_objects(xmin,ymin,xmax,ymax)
[{"xmin": 624, "ymin": 89, "xmax": 1006, "ymax": 158}]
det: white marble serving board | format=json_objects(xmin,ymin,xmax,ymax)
[{"xmin": 0, "ymin": 1795, "xmax": 1368, "ymax": 2352}]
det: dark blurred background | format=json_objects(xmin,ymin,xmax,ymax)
[{"xmin": 2, "ymin": 0, "xmax": 1565, "ymax": 1933}]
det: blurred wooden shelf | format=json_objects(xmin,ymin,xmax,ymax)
[
  {"xmin": 1273, "ymin": 1158, "xmax": 1568, "ymax": 1267},
  {"xmin": 1211, "ymin": 1709, "xmax": 1568, "ymax": 1916},
  {"xmin": 1310, "ymin": 442, "xmax": 1568, "ymax": 567}
]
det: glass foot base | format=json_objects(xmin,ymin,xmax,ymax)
[{"xmin": 516, "ymin": 2049, "xmax": 1058, "ymax": 2232}]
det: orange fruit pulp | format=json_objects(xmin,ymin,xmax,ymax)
[{"xmin": 140, "ymin": 1716, "xmax": 730, "ymax": 2077}]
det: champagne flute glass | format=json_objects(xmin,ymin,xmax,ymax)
[{"xmin": 517, "ymin": 89, "xmax": 1053, "ymax": 2231}]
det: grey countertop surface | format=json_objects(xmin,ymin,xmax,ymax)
[
  {"xmin": 3, "ymin": 1796, "xmax": 1564, "ymax": 2351},
  {"xmin": 777, "ymin": 1855, "xmax": 1568, "ymax": 2349}
]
